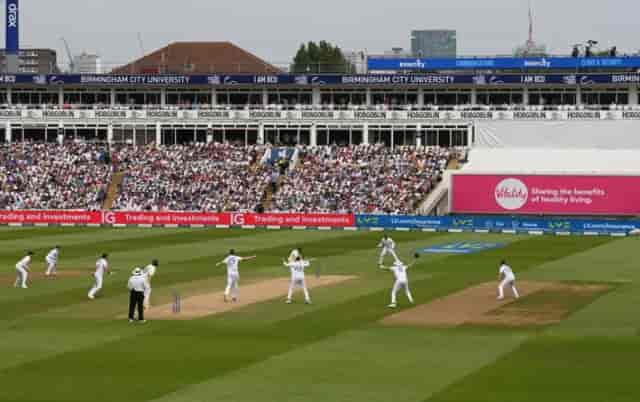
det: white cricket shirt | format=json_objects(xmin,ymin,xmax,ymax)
[
  {"xmin": 224, "ymin": 255, "xmax": 241, "ymax": 277},
  {"xmin": 499, "ymin": 264, "xmax": 515, "ymax": 280},
  {"xmin": 391, "ymin": 264, "xmax": 408, "ymax": 282},
  {"xmin": 288, "ymin": 260, "xmax": 309, "ymax": 280},
  {"xmin": 144, "ymin": 264, "xmax": 157, "ymax": 278},
  {"xmin": 46, "ymin": 249, "xmax": 59, "ymax": 264},
  {"xmin": 381, "ymin": 238, "xmax": 395, "ymax": 249},
  {"xmin": 16, "ymin": 256, "xmax": 31, "ymax": 270},
  {"xmin": 95, "ymin": 258, "xmax": 108, "ymax": 276}
]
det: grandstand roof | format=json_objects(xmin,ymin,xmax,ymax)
[
  {"xmin": 474, "ymin": 120, "xmax": 640, "ymax": 150},
  {"xmin": 463, "ymin": 148, "xmax": 640, "ymax": 174},
  {"xmin": 111, "ymin": 42, "xmax": 281, "ymax": 75}
]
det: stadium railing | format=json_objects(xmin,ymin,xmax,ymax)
[{"xmin": 1, "ymin": 104, "xmax": 639, "ymax": 112}]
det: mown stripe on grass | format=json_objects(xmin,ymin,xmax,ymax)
[
  {"xmin": 0, "ymin": 226, "xmax": 107, "ymax": 242},
  {"xmin": 0, "ymin": 319, "xmax": 152, "ymax": 371},
  {"xmin": 424, "ymin": 335, "xmax": 640, "ymax": 402},
  {"xmin": 0, "ymin": 235, "xmax": 610, "ymax": 402},
  {"xmin": 0, "ymin": 229, "xmax": 374, "ymax": 319},
  {"xmin": 149, "ymin": 328, "xmax": 528, "ymax": 402},
  {"xmin": 38, "ymin": 232, "xmax": 458, "ymax": 323},
  {"xmin": 0, "ymin": 227, "xmax": 254, "ymax": 262}
]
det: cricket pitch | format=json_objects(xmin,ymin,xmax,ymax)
[
  {"xmin": 383, "ymin": 281, "xmax": 611, "ymax": 328},
  {"xmin": 145, "ymin": 275, "xmax": 357, "ymax": 320}
]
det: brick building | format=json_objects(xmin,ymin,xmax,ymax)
[
  {"xmin": 0, "ymin": 48, "xmax": 59, "ymax": 74},
  {"xmin": 112, "ymin": 42, "xmax": 280, "ymax": 74}
]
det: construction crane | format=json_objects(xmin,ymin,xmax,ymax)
[{"xmin": 61, "ymin": 37, "xmax": 75, "ymax": 73}]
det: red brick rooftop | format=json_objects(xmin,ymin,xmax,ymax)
[{"xmin": 112, "ymin": 41, "xmax": 281, "ymax": 74}]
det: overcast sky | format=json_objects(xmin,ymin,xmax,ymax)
[{"xmin": 12, "ymin": 0, "xmax": 640, "ymax": 69}]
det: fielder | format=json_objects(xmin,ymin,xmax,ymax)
[
  {"xmin": 288, "ymin": 247, "xmax": 302, "ymax": 263},
  {"xmin": 143, "ymin": 259, "xmax": 159, "ymax": 309},
  {"xmin": 384, "ymin": 260, "xmax": 414, "ymax": 308},
  {"xmin": 498, "ymin": 260, "xmax": 520, "ymax": 300},
  {"xmin": 88, "ymin": 254, "xmax": 109, "ymax": 300},
  {"xmin": 14, "ymin": 251, "xmax": 33, "ymax": 289},
  {"xmin": 216, "ymin": 250, "xmax": 256, "ymax": 302},
  {"xmin": 378, "ymin": 234, "xmax": 399, "ymax": 267},
  {"xmin": 45, "ymin": 246, "xmax": 60, "ymax": 277},
  {"xmin": 283, "ymin": 256, "xmax": 312, "ymax": 304}
]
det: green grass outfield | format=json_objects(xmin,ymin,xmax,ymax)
[{"xmin": 0, "ymin": 227, "xmax": 639, "ymax": 402}]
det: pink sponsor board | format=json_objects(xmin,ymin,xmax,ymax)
[{"xmin": 451, "ymin": 174, "xmax": 640, "ymax": 216}]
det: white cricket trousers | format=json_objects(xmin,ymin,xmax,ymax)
[
  {"xmin": 144, "ymin": 287, "xmax": 152, "ymax": 307},
  {"xmin": 288, "ymin": 278, "xmax": 311, "ymax": 302},
  {"xmin": 225, "ymin": 274, "xmax": 239, "ymax": 299},
  {"xmin": 379, "ymin": 248, "xmax": 399, "ymax": 265},
  {"xmin": 88, "ymin": 273, "xmax": 103, "ymax": 298},
  {"xmin": 498, "ymin": 277, "xmax": 519, "ymax": 299},
  {"xmin": 391, "ymin": 280, "xmax": 413, "ymax": 305},
  {"xmin": 14, "ymin": 266, "xmax": 28, "ymax": 288},
  {"xmin": 45, "ymin": 262, "xmax": 57, "ymax": 276}
]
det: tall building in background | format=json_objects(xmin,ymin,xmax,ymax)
[
  {"xmin": 411, "ymin": 30, "xmax": 457, "ymax": 58},
  {"xmin": 73, "ymin": 53, "xmax": 102, "ymax": 74},
  {"xmin": 0, "ymin": 48, "xmax": 59, "ymax": 73}
]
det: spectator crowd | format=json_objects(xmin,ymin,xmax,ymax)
[
  {"xmin": 0, "ymin": 143, "xmax": 112, "ymax": 210},
  {"xmin": 113, "ymin": 143, "xmax": 271, "ymax": 212},
  {"xmin": 0, "ymin": 142, "xmax": 455, "ymax": 214},
  {"xmin": 271, "ymin": 145, "xmax": 452, "ymax": 214}
]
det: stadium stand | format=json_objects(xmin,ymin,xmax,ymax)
[
  {"xmin": 112, "ymin": 143, "xmax": 273, "ymax": 212},
  {"xmin": 0, "ymin": 143, "xmax": 112, "ymax": 210},
  {"xmin": 0, "ymin": 141, "xmax": 458, "ymax": 213},
  {"xmin": 270, "ymin": 145, "xmax": 453, "ymax": 214}
]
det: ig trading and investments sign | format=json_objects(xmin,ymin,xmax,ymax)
[{"xmin": 6, "ymin": 0, "xmax": 19, "ymax": 53}]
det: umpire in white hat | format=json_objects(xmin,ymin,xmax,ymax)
[{"xmin": 127, "ymin": 267, "xmax": 148, "ymax": 323}]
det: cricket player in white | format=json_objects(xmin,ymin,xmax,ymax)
[
  {"xmin": 216, "ymin": 250, "xmax": 256, "ymax": 302},
  {"xmin": 283, "ymin": 256, "xmax": 312, "ymax": 304},
  {"xmin": 45, "ymin": 246, "xmax": 60, "ymax": 277},
  {"xmin": 143, "ymin": 259, "xmax": 158, "ymax": 309},
  {"xmin": 15, "ymin": 251, "xmax": 33, "ymax": 289},
  {"xmin": 88, "ymin": 254, "xmax": 109, "ymax": 300},
  {"xmin": 378, "ymin": 235, "xmax": 399, "ymax": 267},
  {"xmin": 498, "ymin": 260, "xmax": 520, "ymax": 300},
  {"xmin": 288, "ymin": 248, "xmax": 302, "ymax": 263},
  {"xmin": 385, "ymin": 260, "xmax": 414, "ymax": 308}
]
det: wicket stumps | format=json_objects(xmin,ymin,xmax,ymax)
[{"xmin": 172, "ymin": 291, "xmax": 181, "ymax": 313}]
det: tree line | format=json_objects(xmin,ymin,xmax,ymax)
[{"xmin": 291, "ymin": 41, "xmax": 354, "ymax": 73}]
